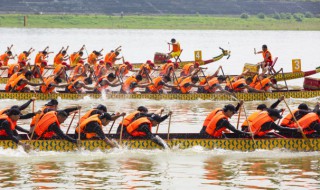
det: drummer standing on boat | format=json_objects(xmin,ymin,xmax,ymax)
[
  {"xmin": 168, "ymin": 38, "xmax": 182, "ymax": 59},
  {"xmin": 255, "ymin": 44, "xmax": 273, "ymax": 72}
]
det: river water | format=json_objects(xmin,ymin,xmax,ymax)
[{"xmin": 0, "ymin": 29, "xmax": 320, "ymax": 189}]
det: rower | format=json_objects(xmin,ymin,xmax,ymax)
[
  {"xmin": 87, "ymin": 50, "xmax": 102, "ymax": 67},
  {"xmin": 255, "ymin": 44, "xmax": 273, "ymax": 72},
  {"xmin": 139, "ymin": 60, "xmax": 155, "ymax": 79},
  {"xmin": 0, "ymin": 109, "xmax": 30, "ymax": 152},
  {"xmin": 254, "ymin": 75, "xmax": 284, "ymax": 92},
  {"xmin": 54, "ymin": 46, "xmax": 69, "ymax": 67},
  {"xmin": 70, "ymin": 46, "xmax": 85, "ymax": 67},
  {"xmin": 34, "ymin": 48, "xmax": 49, "ymax": 65},
  {"xmin": 32, "ymin": 61, "xmax": 47, "ymax": 79},
  {"xmin": 200, "ymin": 101, "xmax": 243, "ymax": 135},
  {"xmin": 125, "ymin": 111, "xmax": 172, "ymax": 148},
  {"xmin": 289, "ymin": 110, "xmax": 320, "ymax": 137},
  {"xmin": 53, "ymin": 62, "xmax": 70, "ymax": 81},
  {"xmin": 0, "ymin": 97, "xmax": 35, "ymax": 115},
  {"xmin": 5, "ymin": 71, "xmax": 44, "ymax": 92},
  {"xmin": 204, "ymin": 104, "xmax": 251, "ymax": 138},
  {"xmin": 94, "ymin": 73, "xmax": 122, "ymax": 93},
  {"xmin": 0, "ymin": 50, "xmax": 15, "ymax": 67},
  {"xmin": 104, "ymin": 50, "xmax": 121, "ymax": 66},
  {"xmin": 198, "ymin": 75, "xmax": 231, "ymax": 94},
  {"xmin": 145, "ymin": 75, "xmax": 177, "ymax": 93},
  {"xmin": 18, "ymin": 48, "xmax": 33, "ymax": 63},
  {"xmin": 180, "ymin": 62, "xmax": 199, "ymax": 77},
  {"xmin": 69, "ymin": 60, "xmax": 85, "ymax": 82},
  {"xmin": 76, "ymin": 112, "xmax": 125, "ymax": 147},
  {"xmin": 159, "ymin": 60, "xmax": 178, "ymax": 77},
  {"xmin": 7, "ymin": 61, "xmax": 27, "ymax": 77},
  {"xmin": 79, "ymin": 104, "xmax": 123, "ymax": 124},
  {"xmin": 116, "ymin": 106, "xmax": 149, "ymax": 134},
  {"xmin": 120, "ymin": 74, "xmax": 150, "ymax": 94},
  {"xmin": 40, "ymin": 75, "xmax": 69, "ymax": 94},
  {"xmin": 65, "ymin": 76, "xmax": 95, "ymax": 93},
  {"xmin": 94, "ymin": 60, "xmax": 107, "ymax": 78},
  {"xmin": 280, "ymin": 103, "xmax": 318, "ymax": 128},
  {"xmin": 172, "ymin": 75, "xmax": 204, "ymax": 94},
  {"xmin": 249, "ymin": 109, "xmax": 299, "ymax": 138},
  {"xmin": 33, "ymin": 110, "xmax": 79, "ymax": 144},
  {"xmin": 241, "ymin": 96, "xmax": 285, "ymax": 131},
  {"xmin": 116, "ymin": 61, "xmax": 133, "ymax": 79}
]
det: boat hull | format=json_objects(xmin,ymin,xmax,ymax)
[
  {"xmin": 0, "ymin": 138, "xmax": 319, "ymax": 151},
  {"xmin": 0, "ymin": 90, "xmax": 319, "ymax": 101}
]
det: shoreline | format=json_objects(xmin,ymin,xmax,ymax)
[{"xmin": 0, "ymin": 14, "xmax": 319, "ymax": 30}]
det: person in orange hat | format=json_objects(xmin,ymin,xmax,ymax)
[{"xmin": 180, "ymin": 62, "xmax": 200, "ymax": 77}]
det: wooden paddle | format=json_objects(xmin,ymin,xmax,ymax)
[
  {"xmin": 108, "ymin": 120, "xmax": 116, "ymax": 134},
  {"xmin": 167, "ymin": 113, "xmax": 172, "ymax": 141},
  {"xmin": 283, "ymin": 99, "xmax": 313, "ymax": 150},
  {"xmin": 281, "ymin": 68, "xmax": 289, "ymax": 91},
  {"xmin": 220, "ymin": 67, "xmax": 237, "ymax": 99},
  {"xmin": 156, "ymin": 110, "xmax": 164, "ymax": 133},
  {"xmin": 236, "ymin": 106, "xmax": 242, "ymax": 130},
  {"xmin": 77, "ymin": 108, "xmax": 81, "ymax": 149},
  {"xmin": 119, "ymin": 115, "xmax": 125, "ymax": 146},
  {"xmin": 66, "ymin": 111, "xmax": 77, "ymax": 134},
  {"xmin": 241, "ymin": 103, "xmax": 257, "ymax": 150}
]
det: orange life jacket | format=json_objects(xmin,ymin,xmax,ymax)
[
  {"xmin": 54, "ymin": 53, "xmax": 64, "ymax": 66},
  {"xmin": 30, "ymin": 106, "xmax": 48, "ymax": 127},
  {"xmin": 139, "ymin": 64, "xmax": 151, "ymax": 77},
  {"xmin": 67, "ymin": 77, "xmax": 84, "ymax": 93},
  {"xmin": 95, "ymin": 76, "xmax": 109, "ymax": 92},
  {"xmin": 126, "ymin": 117, "xmax": 152, "ymax": 137},
  {"xmin": 120, "ymin": 111, "xmax": 140, "ymax": 127},
  {"xmin": 242, "ymin": 110, "xmax": 262, "ymax": 127},
  {"xmin": 104, "ymin": 52, "xmax": 117, "ymax": 64},
  {"xmin": 147, "ymin": 77, "xmax": 163, "ymax": 93},
  {"xmin": 250, "ymin": 111, "xmax": 274, "ymax": 136},
  {"xmin": 0, "ymin": 53, "xmax": 10, "ymax": 66},
  {"xmin": 8, "ymin": 64, "xmax": 20, "ymax": 77},
  {"xmin": 280, "ymin": 109, "xmax": 299, "ymax": 127},
  {"xmin": 80, "ymin": 109, "xmax": 98, "ymax": 124},
  {"xmin": 227, "ymin": 78, "xmax": 246, "ymax": 92},
  {"xmin": 95, "ymin": 64, "xmax": 106, "ymax": 77},
  {"xmin": 181, "ymin": 63, "xmax": 193, "ymax": 76},
  {"xmin": 10, "ymin": 74, "xmax": 27, "ymax": 91},
  {"xmin": 5, "ymin": 73, "xmax": 19, "ymax": 91},
  {"xmin": 160, "ymin": 63, "xmax": 174, "ymax": 75},
  {"xmin": 69, "ymin": 53, "xmax": 77, "ymax": 67},
  {"xmin": 179, "ymin": 77, "xmax": 193, "ymax": 94},
  {"xmin": 34, "ymin": 111, "xmax": 60, "ymax": 138},
  {"xmin": 40, "ymin": 76, "xmax": 56, "ymax": 93},
  {"xmin": 203, "ymin": 77, "xmax": 219, "ymax": 92},
  {"xmin": 76, "ymin": 114, "xmax": 102, "ymax": 139},
  {"xmin": 203, "ymin": 108, "xmax": 222, "ymax": 127},
  {"xmin": 0, "ymin": 115, "xmax": 17, "ymax": 136},
  {"xmin": 116, "ymin": 64, "xmax": 129, "ymax": 77},
  {"xmin": 53, "ymin": 64, "xmax": 64, "ymax": 75},
  {"xmin": 121, "ymin": 76, "xmax": 137, "ymax": 93},
  {"xmin": 293, "ymin": 113, "xmax": 319, "ymax": 134},
  {"xmin": 71, "ymin": 63, "xmax": 85, "ymax": 78},
  {"xmin": 250, "ymin": 75, "xmax": 258, "ymax": 88},
  {"xmin": 34, "ymin": 53, "xmax": 45, "ymax": 64},
  {"xmin": 33, "ymin": 63, "xmax": 45, "ymax": 78},
  {"xmin": 205, "ymin": 112, "xmax": 228, "ymax": 137},
  {"xmin": 18, "ymin": 53, "xmax": 27, "ymax": 63},
  {"xmin": 254, "ymin": 78, "xmax": 271, "ymax": 91},
  {"xmin": 263, "ymin": 50, "xmax": 273, "ymax": 63},
  {"xmin": 87, "ymin": 53, "xmax": 97, "ymax": 66},
  {"xmin": 172, "ymin": 42, "xmax": 181, "ymax": 52}
]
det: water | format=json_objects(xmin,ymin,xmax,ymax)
[{"xmin": 0, "ymin": 28, "xmax": 320, "ymax": 189}]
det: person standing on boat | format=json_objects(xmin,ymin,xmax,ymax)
[
  {"xmin": 5, "ymin": 71, "xmax": 44, "ymax": 92},
  {"xmin": 200, "ymin": 101, "xmax": 243, "ymax": 135},
  {"xmin": 76, "ymin": 112, "xmax": 125, "ymax": 148},
  {"xmin": 255, "ymin": 44, "xmax": 273, "ymax": 72},
  {"xmin": 33, "ymin": 110, "xmax": 79, "ymax": 144},
  {"xmin": 125, "ymin": 112, "xmax": 172, "ymax": 148},
  {"xmin": 168, "ymin": 38, "xmax": 182, "ymax": 59},
  {"xmin": 241, "ymin": 96, "xmax": 285, "ymax": 131},
  {"xmin": 0, "ymin": 108, "xmax": 31, "ymax": 152},
  {"xmin": 249, "ymin": 109, "xmax": 299, "ymax": 138},
  {"xmin": 120, "ymin": 74, "xmax": 150, "ymax": 94}
]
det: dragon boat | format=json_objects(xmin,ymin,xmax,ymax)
[
  {"xmin": 0, "ymin": 134, "xmax": 319, "ymax": 151},
  {"xmin": 0, "ymin": 89, "xmax": 319, "ymax": 101}
]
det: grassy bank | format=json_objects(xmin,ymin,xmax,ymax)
[{"xmin": 0, "ymin": 14, "xmax": 319, "ymax": 30}]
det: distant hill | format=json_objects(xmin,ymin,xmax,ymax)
[{"xmin": 1, "ymin": 0, "xmax": 319, "ymax": 15}]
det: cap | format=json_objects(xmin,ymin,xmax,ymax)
[
  {"xmin": 99, "ymin": 112, "xmax": 112, "ymax": 120},
  {"xmin": 137, "ymin": 106, "xmax": 148, "ymax": 113},
  {"xmin": 268, "ymin": 109, "xmax": 283, "ymax": 119},
  {"xmin": 298, "ymin": 103, "xmax": 309, "ymax": 110},
  {"xmin": 167, "ymin": 60, "xmax": 172, "ymax": 63},
  {"xmin": 78, "ymin": 60, "xmax": 84, "ymax": 64},
  {"xmin": 223, "ymin": 104, "xmax": 236, "ymax": 113},
  {"xmin": 257, "ymin": 104, "xmax": 267, "ymax": 110},
  {"xmin": 99, "ymin": 60, "xmax": 105, "ymax": 64},
  {"xmin": 124, "ymin": 61, "xmax": 130, "ymax": 65},
  {"xmin": 106, "ymin": 62, "xmax": 112, "ymax": 67},
  {"xmin": 45, "ymin": 99, "xmax": 58, "ymax": 106},
  {"xmin": 96, "ymin": 104, "xmax": 107, "ymax": 112},
  {"xmin": 146, "ymin": 60, "xmax": 153, "ymax": 64},
  {"xmin": 41, "ymin": 61, "xmax": 47, "ymax": 66},
  {"xmin": 7, "ymin": 108, "xmax": 21, "ymax": 116},
  {"xmin": 149, "ymin": 62, "xmax": 155, "ymax": 67}
]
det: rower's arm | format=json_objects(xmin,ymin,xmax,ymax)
[
  {"xmin": 138, "ymin": 124, "xmax": 166, "ymax": 148},
  {"xmin": 62, "ymin": 107, "xmax": 80, "ymax": 115},
  {"xmin": 20, "ymin": 113, "xmax": 36, "ymax": 120},
  {"xmin": 1, "ymin": 121, "xmax": 20, "ymax": 144},
  {"xmin": 49, "ymin": 123, "xmax": 77, "ymax": 143},
  {"xmin": 216, "ymin": 84, "xmax": 233, "ymax": 95},
  {"xmin": 26, "ymin": 80, "xmax": 44, "ymax": 86},
  {"xmin": 15, "ymin": 126, "xmax": 29, "ymax": 133},
  {"xmin": 246, "ymin": 85, "xmax": 264, "ymax": 93},
  {"xmin": 310, "ymin": 122, "xmax": 320, "ymax": 134},
  {"xmin": 269, "ymin": 98, "xmax": 282, "ymax": 109},
  {"xmin": 18, "ymin": 99, "xmax": 33, "ymax": 111},
  {"xmin": 220, "ymin": 119, "xmax": 250, "ymax": 136},
  {"xmin": 270, "ymin": 122, "xmax": 298, "ymax": 133},
  {"xmin": 86, "ymin": 122, "xmax": 107, "ymax": 140}
]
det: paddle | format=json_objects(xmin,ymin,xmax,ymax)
[
  {"xmin": 220, "ymin": 67, "xmax": 237, "ymax": 99},
  {"xmin": 241, "ymin": 102, "xmax": 257, "ymax": 150},
  {"xmin": 77, "ymin": 108, "xmax": 81, "ymax": 149},
  {"xmin": 283, "ymin": 99, "xmax": 313, "ymax": 150},
  {"xmin": 236, "ymin": 106, "xmax": 242, "ymax": 130},
  {"xmin": 156, "ymin": 110, "xmax": 164, "ymax": 133},
  {"xmin": 108, "ymin": 120, "xmax": 116, "ymax": 134},
  {"xmin": 66, "ymin": 111, "xmax": 77, "ymax": 134},
  {"xmin": 258, "ymin": 78, "xmax": 268, "ymax": 99},
  {"xmin": 167, "ymin": 113, "xmax": 172, "ymax": 141},
  {"xmin": 119, "ymin": 115, "xmax": 125, "ymax": 146},
  {"xmin": 199, "ymin": 67, "xmax": 210, "ymax": 87},
  {"xmin": 281, "ymin": 68, "xmax": 289, "ymax": 91}
]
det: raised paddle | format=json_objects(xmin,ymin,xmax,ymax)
[
  {"xmin": 281, "ymin": 68, "xmax": 289, "ymax": 91},
  {"xmin": 167, "ymin": 113, "xmax": 172, "ymax": 141},
  {"xmin": 66, "ymin": 111, "xmax": 78, "ymax": 134},
  {"xmin": 119, "ymin": 115, "xmax": 125, "ymax": 146},
  {"xmin": 77, "ymin": 108, "xmax": 81, "ymax": 149},
  {"xmin": 283, "ymin": 99, "xmax": 313, "ymax": 150},
  {"xmin": 236, "ymin": 106, "xmax": 242, "ymax": 130}
]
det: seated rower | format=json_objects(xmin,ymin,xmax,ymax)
[
  {"xmin": 198, "ymin": 75, "xmax": 232, "ymax": 95},
  {"xmin": 139, "ymin": 60, "xmax": 156, "ymax": 79},
  {"xmin": 172, "ymin": 75, "xmax": 204, "ymax": 94},
  {"xmin": 200, "ymin": 101, "xmax": 243, "ymax": 135},
  {"xmin": 94, "ymin": 73, "xmax": 122, "ymax": 93},
  {"xmin": 7, "ymin": 61, "xmax": 27, "ymax": 77},
  {"xmin": 145, "ymin": 75, "xmax": 177, "ymax": 93},
  {"xmin": 65, "ymin": 76, "xmax": 95, "ymax": 93},
  {"xmin": 5, "ymin": 71, "xmax": 44, "ymax": 92},
  {"xmin": 69, "ymin": 60, "xmax": 86, "ymax": 82},
  {"xmin": 18, "ymin": 48, "xmax": 33, "ymax": 63},
  {"xmin": 76, "ymin": 112, "xmax": 125, "ymax": 147},
  {"xmin": 180, "ymin": 62, "xmax": 199, "ymax": 77},
  {"xmin": 280, "ymin": 103, "xmax": 316, "ymax": 128},
  {"xmin": 40, "ymin": 75, "xmax": 69, "ymax": 94},
  {"xmin": 159, "ymin": 60, "xmax": 179, "ymax": 77},
  {"xmin": 32, "ymin": 61, "xmax": 47, "ymax": 79},
  {"xmin": 0, "ymin": 50, "xmax": 15, "ymax": 67},
  {"xmin": 249, "ymin": 109, "xmax": 299, "ymax": 138},
  {"xmin": 289, "ymin": 110, "xmax": 320, "ymax": 138},
  {"xmin": 125, "ymin": 111, "xmax": 172, "ymax": 148},
  {"xmin": 0, "ymin": 97, "xmax": 35, "ymax": 115},
  {"xmin": 120, "ymin": 74, "xmax": 150, "ymax": 94},
  {"xmin": 33, "ymin": 110, "xmax": 79, "ymax": 144},
  {"xmin": 242, "ymin": 96, "xmax": 285, "ymax": 131},
  {"xmin": 116, "ymin": 61, "xmax": 133, "ymax": 79},
  {"xmin": 204, "ymin": 104, "xmax": 250, "ymax": 138},
  {"xmin": 254, "ymin": 75, "xmax": 284, "ymax": 92},
  {"xmin": 53, "ymin": 46, "xmax": 69, "ymax": 67},
  {"xmin": 225, "ymin": 77, "xmax": 264, "ymax": 93},
  {"xmin": 0, "ymin": 109, "xmax": 30, "ymax": 152}
]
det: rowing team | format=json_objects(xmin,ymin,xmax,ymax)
[
  {"xmin": 4, "ymin": 57, "xmax": 283, "ymax": 94},
  {"xmin": 1, "ymin": 96, "xmax": 320, "ymax": 152}
]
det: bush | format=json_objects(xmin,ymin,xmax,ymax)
[
  {"xmin": 257, "ymin": 13, "xmax": 265, "ymax": 19},
  {"xmin": 285, "ymin": 13, "xmax": 292, "ymax": 19},
  {"xmin": 240, "ymin": 13, "xmax": 249, "ymax": 19},
  {"xmin": 293, "ymin": 13, "xmax": 304, "ymax": 22},
  {"xmin": 273, "ymin": 12, "xmax": 281, "ymax": 20},
  {"xmin": 305, "ymin": 12, "xmax": 314, "ymax": 18}
]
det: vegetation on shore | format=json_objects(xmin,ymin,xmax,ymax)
[{"xmin": 0, "ymin": 14, "xmax": 319, "ymax": 30}]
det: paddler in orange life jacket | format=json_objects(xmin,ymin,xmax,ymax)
[
  {"xmin": 88, "ymin": 50, "xmax": 103, "ymax": 66},
  {"xmin": 53, "ymin": 62, "xmax": 71, "ymax": 81},
  {"xmin": 288, "ymin": 110, "xmax": 320, "ymax": 138},
  {"xmin": 32, "ymin": 110, "xmax": 79, "ymax": 145},
  {"xmin": 54, "ymin": 46, "xmax": 69, "ymax": 67},
  {"xmin": 65, "ymin": 76, "xmax": 95, "ymax": 93},
  {"xmin": 168, "ymin": 38, "xmax": 182, "ymax": 59},
  {"xmin": 139, "ymin": 60, "xmax": 156, "ymax": 79},
  {"xmin": 241, "ymin": 96, "xmax": 285, "ymax": 131},
  {"xmin": 225, "ymin": 77, "xmax": 265, "ymax": 93},
  {"xmin": 145, "ymin": 75, "xmax": 177, "ymax": 93},
  {"xmin": 159, "ymin": 60, "xmax": 179, "ymax": 77},
  {"xmin": 180, "ymin": 62, "xmax": 200, "ymax": 77},
  {"xmin": 200, "ymin": 100, "xmax": 243, "ymax": 135},
  {"xmin": 7, "ymin": 61, "xmax": 27, "ymax": 77},
  {"xmin": 125, "ymin": 111, "xmax": 172, "ymax": 148},
  {"xmin": 104, "ymin": 48, "xmax": 122, "ymax": 66},
  {"xmin": 94, "ymin": 73, "xmax": 122, "ymax": 93},
  {"xmin": 0, "ymin": 50, "xmax": 15, "ymax": 67},
  {"xmin": 18, "ymin": 48, "xmax": 34, "ymax": 63},
  {"xmin": 204, "ymin": 104, "xmax": 251, "ymax": 138},
  {"xmin": 249, "ymin": 109, "xmax": 299, "ymax": 138},
  {"xmin": 255, "ymin": 44, "xmax": 273, "ymax": 72},
  {"xmin": 254, "ymin": 75, "xmax": 285, "ymax": 92},
  {"xmin": 172, "ymin": 75, "xmax": 204, "ymax": 94},
  {"xmin": 0, "ymin": 108, "xmax": 31, "ymax": 152},
  {"xmin": 40, "ymin": 75, "xmax": 69, "ymax": 94},
  {"xmin": 5, "ymin": 71, "xmax": 44, "ymax": 92},
  {"xmin": 32, "ymin": 61, "xmax": 47, "ymax": 79},
  {"xmin": 120, "ymin": 74, "xmax": 150, "ymax": 94},
  {"xmin": 116, "ymin": 61, "xmax": 133, "ymax": 79},
  {"xmin": 76, "ymin": 112, "xmax": 125, "ymax": 148},
  {"xmin": 70, "ymin": 46, "xmax": 85, "ymax": 67},
  {"xmin": 198, "ymin": 75, "xmax": 232, "ymax": 95}
]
